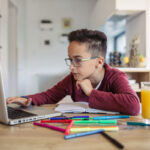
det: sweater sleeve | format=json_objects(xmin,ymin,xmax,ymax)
[
  {"xmin": 88, "ymin": 73, "xmax": 140, "ymax": 115},
  {"xmin": 27, "ymin": 74, "xmax": 72, "ymax": 105}
]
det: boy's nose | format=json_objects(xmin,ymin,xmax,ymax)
[{"xmin": 69, "ymin": 63, "xmax": 75, "ymax": 71}]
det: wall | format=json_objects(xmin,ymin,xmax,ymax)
[
  {"xmin": 91, "ymin": 0, "xmax": 116, "ymax": 29},
  {"xmin": 0, "ymin": 0, "xmax": 9, "ymax": 98},
  {"xmin": 116, "ymin": 0, "xmax": 146, "ymax": 11},
  {"xmin": 12, "ymin": 0, "xmax": 96, "ymax": 95},
  {"xmin": 100, "ymin": 18, "xmax": 126, "ymax": 62},
  {"xmin": 146, "ymin": 0, "xmax": 150, "ymax": 67},
  {"xmin": 90, "ymin": 0, "xmax": 146, "ymax": 29},
  {"xmin": 10, "ymin": 0, "xmax": 27, "ymax": 96},
  {"xmin": 6, "ymin": 0, "xmax": 150, "ymax": 98},
  {"xmin": 126, "ymin": 12, "xmax": 146, "ymax": 57},
  {"xmin": 91, "ymin": 0, "xmax": 148, "ymax": 68}
]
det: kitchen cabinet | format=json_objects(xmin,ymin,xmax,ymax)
[{"xmin": 117, "ymin": 67, "xmax": 150, "ymax": 92}]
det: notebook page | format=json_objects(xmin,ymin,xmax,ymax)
[
  {"xmin": 55, "ymin": 102, "xmax": 120, "ymax": 114},
  {"xmin": 55, "ymin": 102, "xmax": 88, "ymax": 113},
  {"xmin": 78, "ymin": 102, "xmax": 119, "ymax": 114},
  {"xmin": 86, "ymin": 108, "xmax": 120, "ymax": 114}
]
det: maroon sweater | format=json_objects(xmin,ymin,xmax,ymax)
[{"xmin": 28, "ymin": 63, "xmax": 140, "ymax": 115}]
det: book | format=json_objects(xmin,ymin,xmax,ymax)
[{"xmin": 55, "ymin": 102, "xmax": 119, "ymax": 114}]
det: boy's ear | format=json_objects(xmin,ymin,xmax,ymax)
[
  {"xmin": 96, "ymin": 56, "xmax": 104, "ymax": 68},
  {"xmin": 98, "ymin": 56, "xmax": 104, "ymax": 64}
]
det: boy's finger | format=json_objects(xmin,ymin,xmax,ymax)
[
  {"xmin": 26, "ymin": 98, "xmax": 32, "ymax": 106},
  {"xmin": 76, "ymin": 81, "xmax": 80, "ymax": 90},
  {"xmin": 10, "ymin": 102, "xmax": 25, "ymax": 106},
  {"xmin": 7, "ymin": 97, "xmax": 22, "ymax": 103},
  {"xmin": 7, "ymin": 99, "xmax": 23, "ymax": 104},
  {"xmin": 6, "ymin": 96, "xmax": 19, "ymax": 101},
  {"xmin": 7, "ymin": 98, "xmax": 27, "ymax": 105}
]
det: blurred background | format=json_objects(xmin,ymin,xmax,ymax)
[{"xmin": 0, "ymin": 0, "xmax": 150, "ymax": 99}]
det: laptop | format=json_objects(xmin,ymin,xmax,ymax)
[{"xmin": 0, "ymin": 71, "xmax": 62, "ymax": 125}]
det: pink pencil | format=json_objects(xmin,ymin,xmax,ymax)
[
  {"xmin": 65, "ymin": 120, "xmax": 74, "ymax": 135},
  {"xmin": 33, "ymin": 122, "xmax": 65, "ymax": 133},
  {"xmin": 40, "ymin": 120, "xmax": 72, "ymax": 123}
]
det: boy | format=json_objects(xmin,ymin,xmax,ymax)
[{"xmin": 7, "ymin": 29, "xmax": 140, "ymax": 115}]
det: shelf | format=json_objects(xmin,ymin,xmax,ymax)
[
  {"xmin": 134, "ymin": 89, "xmax": 141, "ymax": 92},
  {"xmin": 116, "ymin": 67, "xmax": 150, "ymax": 73}
]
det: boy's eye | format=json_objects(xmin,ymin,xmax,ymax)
[{"xmin": 75, "ymin": 58, "xmax": 82, "ymax": 63}]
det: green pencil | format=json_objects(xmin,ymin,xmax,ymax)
[{"xmin": 74, "ymin": 120, "xmax": 117, "ymax": 125}]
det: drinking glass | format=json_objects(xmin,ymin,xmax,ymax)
[{"xmin": 141, "ymin": 82, "xmax": 150, "ymax": 119}]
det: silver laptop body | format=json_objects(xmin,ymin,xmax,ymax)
[{"xmin": 0, "ymin": 71, "xmax": 61, "ymax": 125}]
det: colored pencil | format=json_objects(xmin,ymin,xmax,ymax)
[
  {"xmin": 65, "ymin": 120, "xmax": 74, "ymax": 135},
  {"xmin": 33, "ymin": 122, "xmax": 65, "ymax": 133},
  {"xmin": 40, "ymin": 120, "xmax": 72, "ymax": 123},
  {"xmin": 70, "ymin": 126, "xmax": 119, "ymax": 133},
  {"xmin": 64, "ymin": 129, "xmax": 104, "ymax": 140},
  {"xmin": 93, "ymin": 115, "xmax": 130, "ymax": 120}
]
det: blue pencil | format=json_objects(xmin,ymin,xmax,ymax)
[
  {"xmin": 127, "ymin": 121, "xmax": 150, "ymax": 126},
  {"xmin": 50, "ymin": 117, "xmax": 68, "ymax": 120},
  {"xmin": 93, "ymin": 115, "xmax": 130, "ymax": 120},
  {"xmin": 50, "ymin": 116, "xmax": 89, "ymax": 120},
  {"xmin": 64, "ymin": 129, "xmax": 104, "ymax": 140},
  {"xmin": 71, "ymin": 116, "xmax": 89, "ymax": 119}
]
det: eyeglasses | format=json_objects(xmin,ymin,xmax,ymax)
[{"xmin": 65, "ymin": 57, "xmax": 99, "ymax": 67}]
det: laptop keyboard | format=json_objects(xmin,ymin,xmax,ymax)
[{"xmin": 7, "ymin": 107, "xmax": 36, "ymax": 119}]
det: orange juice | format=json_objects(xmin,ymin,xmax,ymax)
[{"xmin": 141, "ymin": 90, "xmax": 150, "ymax": 119}]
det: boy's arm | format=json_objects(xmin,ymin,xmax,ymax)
[
  {"xmin": 88, "ymin": 73, "xmax": 140, "ymax": 115},
  {"xmin": 27, "ymin": 74, "xmax": 72, "ymax": 105}
]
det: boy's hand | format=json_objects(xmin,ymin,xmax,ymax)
[
  {"xmin": 6, "ymin": 96, "xmax": 32, "ymax": 107},
  {"xmin": 76, "ymin": 79, "xmax": 93, "ymax": 96}
]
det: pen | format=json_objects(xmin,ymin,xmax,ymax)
[
  {"xmin": 127, "ymin": 122, "xmax": 150, "ymax": 126},
  {"xmin": 64, "ymin": 129, "xmax": 104, "ymax": 140},
  {"xmin": 74, "ymin": 120, "xmax": 117, "ymax": 125},
  {"xmin": 65, "ymin": 120, "xmax": 74, "ymax": 135},
  {"xmin": 40, "ymin": 120, "xmax": 72, "ymax": 123},
  {"xmin": 33, "ymin": 122, "xmax": 65, "ymax": 133},
  {"xmin": 100, "ymin": 132, "xmax": 124, "ymax": 149},
  {"xmin": 93, "ymin": 115, "xmax": 130, "ymax": 120}
]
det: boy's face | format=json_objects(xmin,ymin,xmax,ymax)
[{"xmin": 68, "ymin": 41, "xmax": 103, "ymax": 81}]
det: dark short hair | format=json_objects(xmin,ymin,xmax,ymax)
[{"xmin": 68, "ymin": 29, "xmax": 107, "ymax": 58}]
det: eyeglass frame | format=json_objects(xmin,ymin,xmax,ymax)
[{"xmin": 64, "ymin": 56, "xmax": 99, "ymax": 67}]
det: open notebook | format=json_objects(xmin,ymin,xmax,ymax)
[{"xmin": 55, "ymin": 102, "xmax": 119, "ymax": 114}]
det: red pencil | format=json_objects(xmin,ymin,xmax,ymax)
[{"xmin": 65, "ymin": 120, "xmax": 74, "ymax": 135}]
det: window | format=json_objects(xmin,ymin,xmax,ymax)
[{"xmin": 114, "ymin": 32, "xmax": 126, "ymax": 54}]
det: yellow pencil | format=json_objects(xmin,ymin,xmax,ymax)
[{"xmin": 70, "ymin": 126, "xmax": 119, "ymax": 133}]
